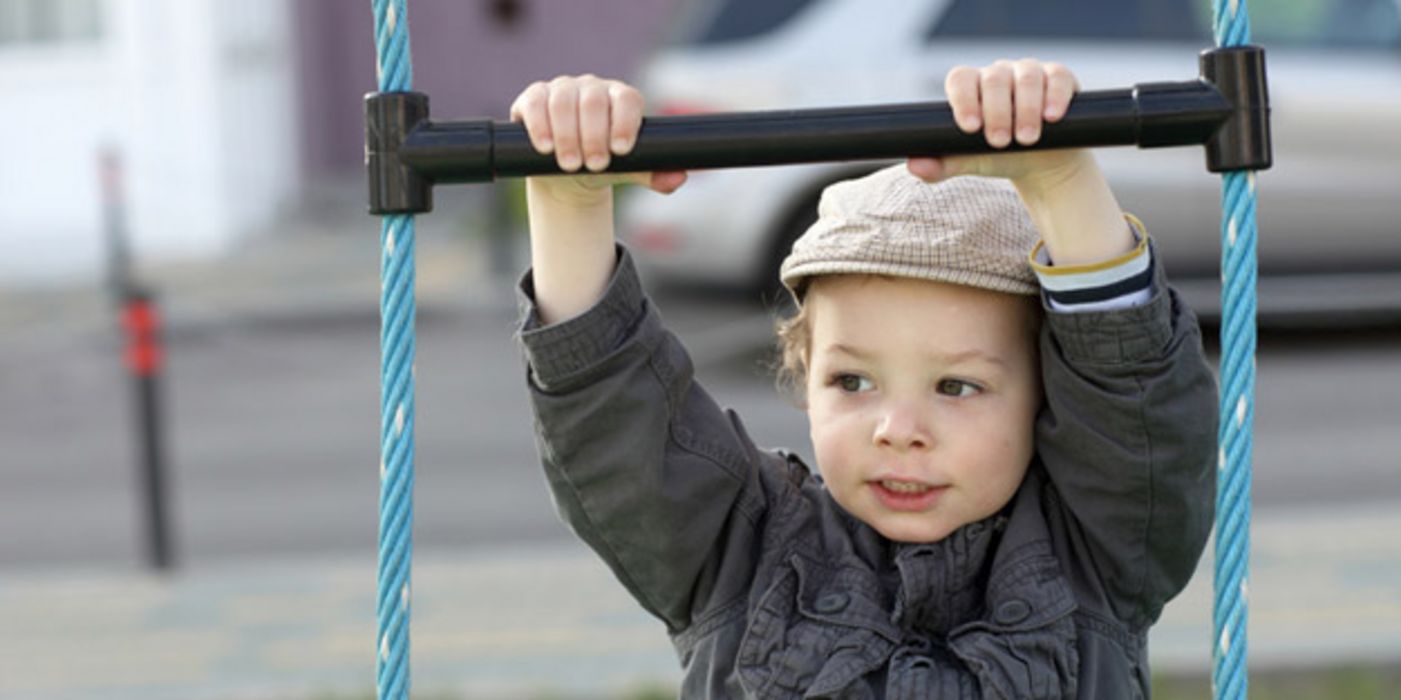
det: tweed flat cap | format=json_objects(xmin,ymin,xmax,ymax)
[{"xmin": 780, "ymin": 166, "xmax": 1042, "ymax": 300}]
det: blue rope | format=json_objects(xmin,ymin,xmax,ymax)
[
  {"xmin": 371, "ymin": 1, "xmax": 415, "ymax": 699},
  {"xmin": 1211, "ymin": 1, "xmax": 1255, "ymax": 698}
]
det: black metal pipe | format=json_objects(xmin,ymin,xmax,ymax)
[
  {"xmin": 412, "ymin": 81, "xmax": 1229, "ymax": 184},
  {"xmin": 366, "ymin": 46, "xmax": 1270, "ymax": 215}
]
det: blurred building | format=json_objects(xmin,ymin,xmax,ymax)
[{"xmin": 0, "ymin": 0, "xmax": 683, "ymax": 283}]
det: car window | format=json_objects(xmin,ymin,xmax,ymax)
[
  {"xmin": 926, "ymin": 0, "xmax": 1401, "ymax": 47},
  {"xmin": 1209, "ymin": 0, "xmax": 1401, "ymax": 48},
  {"xmin": 927, "ymin": 0, "xmax": 1206, "ymax": 42},
  {"xmin": 667, "ymin": 0, "xmax": 820, "ymax": 46}
]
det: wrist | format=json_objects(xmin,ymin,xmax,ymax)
[
  {"xmin": 1010, "ymin": 150, "xmax": 1096, "ymax": 199},
  {"xmin": 1011, "ymin": 151, "xmax": 1134, "ymax": 266},
  {"xmin": 527, "ymin": 176, "xmax": 613, "ymax": 210}
]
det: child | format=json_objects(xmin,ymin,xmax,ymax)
[{"xmin": 511, "ymin": 61, "xmax": 1217, "ymax": 698}]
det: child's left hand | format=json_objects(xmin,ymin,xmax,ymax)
[
  {"xmin": 913, "ymin": 59, "xmax": 1136, "ymax": 266},
  {"xmin": 908, "ymin": 59, "xmax": 1089, "ymax": 186}
]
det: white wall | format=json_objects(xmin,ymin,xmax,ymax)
[
  {"xmin": 0, "ymin": 40, "xmax": 110, "ymax": 283},
  {"xmin": 0, "ymin": 0, "xmax": 297, "ymax": 285}
]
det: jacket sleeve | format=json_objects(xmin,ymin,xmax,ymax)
[
  {"xmin": 516, "ymin": 245, "xmax": 768, "ymax": 634},
  {"xmin": 1034, "ymin": 248, "xmax": 1218, "ymax": 630}
]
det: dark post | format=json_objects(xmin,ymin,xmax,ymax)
[{"xmin": 100, "ymin": 148, "xmax": 175, "ymax": 572}]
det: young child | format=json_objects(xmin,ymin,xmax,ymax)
[{"xmin": 511, "ymin": 61, "xmax": 1217, "ymax": 698}]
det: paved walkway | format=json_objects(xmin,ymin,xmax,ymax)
[
  {"xmin": 4, "ymin": 210, "xmax": 1400, "ymax": 698},
  {"xmin": 4, "ymin": 504, "xmax": 1401, "ymax": 700}
]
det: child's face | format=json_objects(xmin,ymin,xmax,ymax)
[{"xmin": 802, "ymin": 275, "xmax": 1041, "ymax": 544}]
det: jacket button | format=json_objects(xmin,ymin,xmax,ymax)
[
  {"xmin": 814, "ymin": 592, "xmax": 850, "ymax": 614},
  {"xmin": 995, "ymin": 598, "xmax": 1032, "ymax": 625}
]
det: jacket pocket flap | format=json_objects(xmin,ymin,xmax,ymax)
[
  {"xmin": 792, "ymin": 555, "xmax": 901, "ymax": 643},
  {"xmin": 967, "ymin": 552, "xmax": 1077, "ymax": 634}
]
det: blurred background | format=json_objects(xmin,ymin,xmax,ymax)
[{"xmin": 2, "ymin": 0, "xmax": 1399, "ymax": 698}]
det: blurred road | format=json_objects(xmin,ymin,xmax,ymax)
[
  {"xmin": 1, "ymin": 220, "xmax": 1399, "ymax": 697},
  {"xmin": 2, "ymin": 270, "xmax": 1399, "ymax": 567}
]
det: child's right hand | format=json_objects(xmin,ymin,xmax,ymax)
[{"xmin": 509, "ymin": 75, "xmax": 687, "ymax": 205}]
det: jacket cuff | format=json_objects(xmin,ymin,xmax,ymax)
[
  {"xmin": 516, "ymin": 244, "xmax": 648, "ymax": 387},
  {"xmin": 1041, "ymin": 251, "xmax": 1177, "ymax": 365},
  {"xmin": 1030, "ymin": 215, "xmax": 1153, "ymax": 312}
]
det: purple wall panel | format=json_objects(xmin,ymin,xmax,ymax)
[{"xmin": 295, "ymin": 0, "xmax": 684, "ymax": 176}]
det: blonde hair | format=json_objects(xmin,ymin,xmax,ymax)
[{"xmin": 772, "ymin": 302, "xmax": 812, "ymax": 405}]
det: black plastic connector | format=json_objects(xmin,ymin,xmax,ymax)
[
  {"xmin": 1201, "ymin": 45, "xmax": 1272, "ymax": 172},
  {"xmin": 365, "ymin": 91, "xmax": 433, "ymax": 215}
]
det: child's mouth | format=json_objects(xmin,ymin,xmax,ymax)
[{"xmin": 870, "ymin": 479, "xmax": 947, "ymax": 511}]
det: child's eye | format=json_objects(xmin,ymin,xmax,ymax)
[
  {"xmin": 936, "ymin": 378, "xmax": 981, "ymax": 397},
  {"xmin": 830, "ymin": 373, "xmax": 873, "ymax": 393}
]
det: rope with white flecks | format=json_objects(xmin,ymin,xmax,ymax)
[
  {"xmin": 1211, "ymin": 1, "xmax": 1255, "ymax": 698},
  {"xmin": 371, "ymin": 1, "xmax": 415, "ymax": 699}
]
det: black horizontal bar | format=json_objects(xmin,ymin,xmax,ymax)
[
  {"xmin": 365, "ymin": 46, "xmax": 1269, "ymax": 214},
  {"xmin": 399, "ymin": 80, "xmax": 1229, "ymax": 184}
]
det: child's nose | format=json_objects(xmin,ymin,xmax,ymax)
[{"xmin": 873, "ymin": 402, "xmax": 932, "ymax": 450}]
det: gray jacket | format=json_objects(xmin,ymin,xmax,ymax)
[{"xmin": 518, "ymin": 247, "xmax": 1217, "ymax": 698}]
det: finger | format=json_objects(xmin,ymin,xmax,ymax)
[
  {"xmin": 944, "ymin": 65, "xmax": 981, "ymax": 133},
  {"xmin": 906, "ymin": 157, "xmax": 946, "ymax": 182},
  {"xmin": 608, "ymin": 82, "xmax": 644, "ymax": 155},
  {"xmin": 577, "ymin": 76, "xmax": 612, "ymax": 172},
  {"xmin": 607, "ymin": 170, "xmax": 686, "ymax": 194},
  {"xmin": 510, "ymin": 81, "xmax": 554, "ymax": 154},
  {"xmin": 546, "ymin": 76, "xmax": 582, "ymax": 172},
  {"xmin": 1043, "ymin": 62, "xmax": 1078, "ymax": 122},
  {"xmin": 648, "ymin": 170, "xmax": 687, "ymax": 194},
  {"xmin": 979, "ymin": 62, "xmax": 1015, "ymax": 149},
  {"xmin": 1012, "ymin": 58, "xmax": 1046, "ymax": 146}
]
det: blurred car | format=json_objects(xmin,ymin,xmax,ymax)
[{"xmin": 621, "ymin": 0, "xmax": 1401, "ymax": 319}]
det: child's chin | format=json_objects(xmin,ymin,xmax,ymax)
[{"xmin": 874, "ymin": 519, "xmax": 956, "ymax": 545}]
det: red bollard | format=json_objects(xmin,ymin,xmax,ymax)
[{"xmin": 102, "ymin": 147, "xmax": 176, "ymax": 572}]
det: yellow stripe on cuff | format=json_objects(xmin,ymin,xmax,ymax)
[{"xmin": 1029, "ymin": 214, "xmax": 1150, "ymax": 276}]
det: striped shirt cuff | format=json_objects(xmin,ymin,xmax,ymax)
[{"xmin": 1029, "ymin": 215, "xmax": 1153, "ymax": 313}]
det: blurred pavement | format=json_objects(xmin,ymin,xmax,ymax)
[
  {"xmin": 5, "ymin": 507, "xmax": 1401, "ymax": 700},
  {"xmin": 3, "ymin": 199, "xmax": 1400, "ymax": 698}
]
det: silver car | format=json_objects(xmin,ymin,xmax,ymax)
[{"xmin": 621, "ymin": 0, "xmax": 1401, "ymax": 320}]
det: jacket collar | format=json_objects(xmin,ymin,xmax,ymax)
[{"xmin": 890, "ymin": 513, "xmax": 1008, "ymax": 636}]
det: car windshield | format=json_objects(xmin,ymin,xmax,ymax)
[
  {"xmin": 667, "ymin": 0, "xmax": 819, "ymax": 46},
  {"xmin": 927, "ymin": 0, "xmax": 1401, "ymax": 48},
  {"xmin": 929, "ymin": 0, "xmax": 1204, "ymax": 41}
]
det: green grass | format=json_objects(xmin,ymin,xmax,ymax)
[
  {"xmin": 298, "ymin": 667, "xmax": 1399, "ymax": 700},
  {"xmin": 1154, "ymin": 666, "xmax": 1401, "ymax": 700}
]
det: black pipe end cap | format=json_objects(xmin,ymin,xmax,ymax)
[
  {"xmin": 1201, "ymin": 46, "xmax": 1272, "ymax": 173},
  {"xmin": 366, "ymin": 91, "xmax": 433, "ymax": 215}
]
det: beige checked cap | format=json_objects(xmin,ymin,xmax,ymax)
[{"xmin": 780, "ymin": 166, "xmax": 1042, "ymax": 300}]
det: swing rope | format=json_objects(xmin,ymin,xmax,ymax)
[
  {"xmin": 371, "ymin": 1, "xmax": 416, "ymax": 699},
  {"xmin": 1211, "ymin": 1, "xmax": 1256, "ymax": 698},
  {"xmin": 365, "ymin": 2, "xmax": 1259, "ymax": 698}
]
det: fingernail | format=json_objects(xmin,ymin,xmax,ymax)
[
  {"xmin": 1017, "ymin": 127, "xmax": 1038, "ymax": 144},
  {"xmin": 559, "ymin": 154, "xmax": 581, "ymax": 171},
  {"xmin": 960, "ymin": 116, "xmax": 981, "ymax": 133},
  {"xmin": 990, "ymin": 129, "xmax": 1010, "ymax": 147},
  {"xmin": 586, "ymin": 155, "xmax": 609, "ymax": 172},
  {"xmin": 611, "ymin": 137, "xmax": 630, "ymax": 154},
  {"xmin": 538, "ymin": 137, "xmax": 554, "ymax": 154}
]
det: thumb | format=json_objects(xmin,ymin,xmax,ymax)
[
  {"xmin": 608, "ymin": 170, "xmax": 685, "ymax": 192},
  {"xmin": 906, "ymin": 157, "xmax": 947, "ymax": 182},
  {"xmin": 647, "ymin": 170, "xmax": 688, "ymax": 194},
  {"xmin": 907, "ymin": 155, "xmax": 977, "ymax": 182}
]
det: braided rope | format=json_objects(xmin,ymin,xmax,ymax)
[
  {"xmin": 371, "ymin": 1, "xmax": 415, "ymax": 699},
  {"xmin": 1211, "ymin": 1, "xmax": 1255, "ymax": 698}
]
